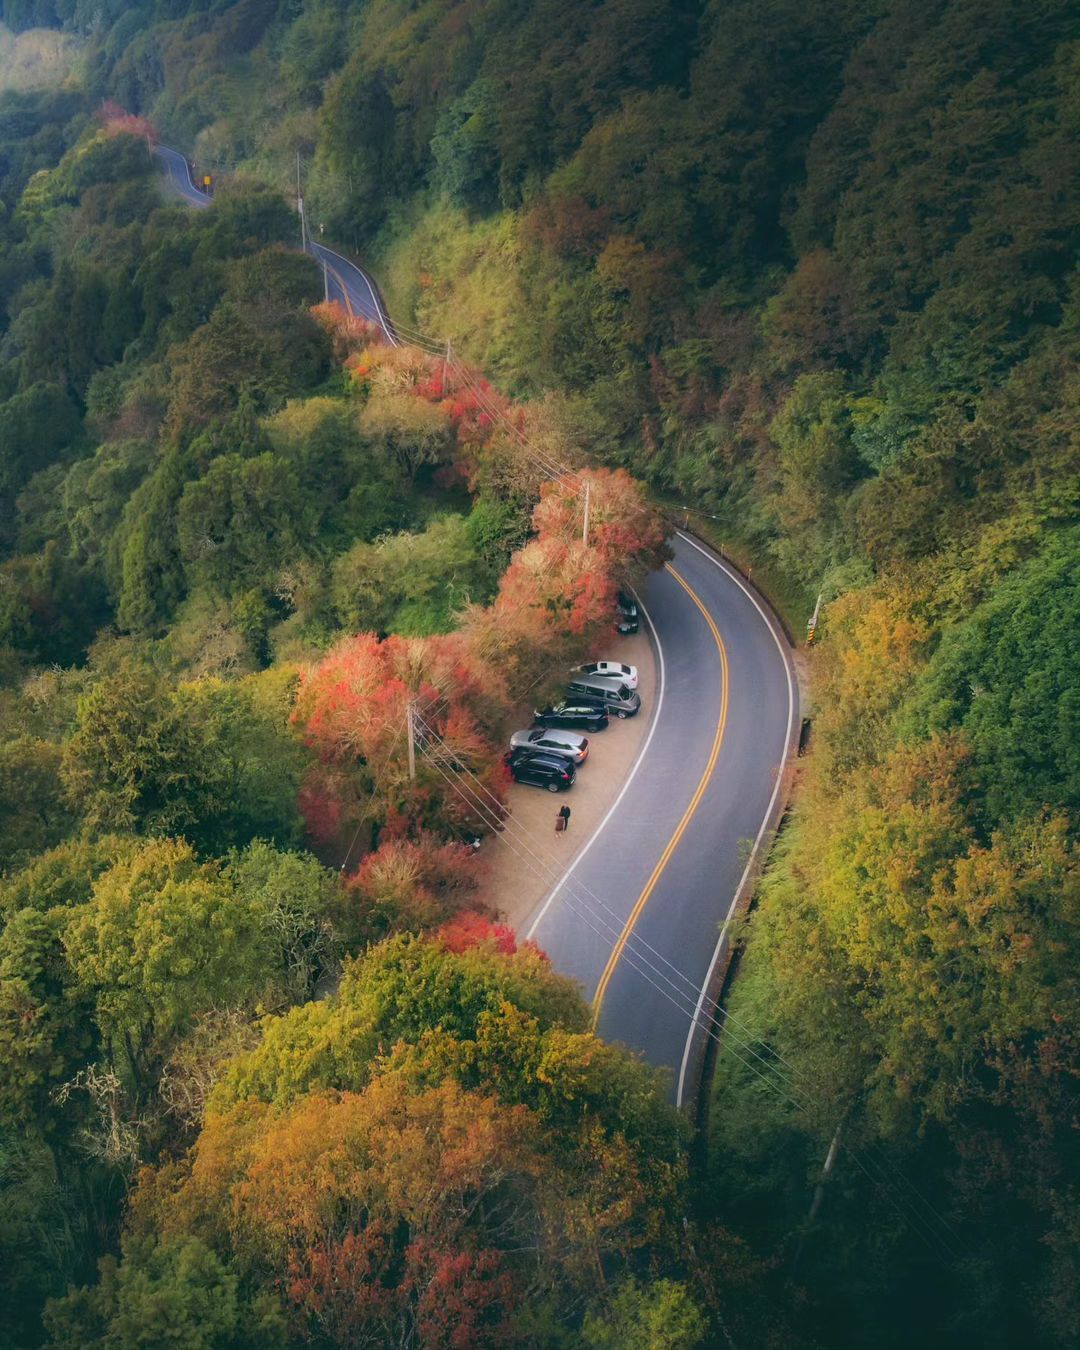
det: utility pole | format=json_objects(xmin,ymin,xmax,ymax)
[
  {"xmin": 296, "ymin": 151, "xmax": 306, "ymax": 253},
  {"xmin": 582, "ymin": 480, "xmax": 591, "ymax": 547},
  {"xmin": 439, "ymin": 339, "xmax": 452, "ymax": 399},
  {"xmin": 405, "ymin": 700, "xmax": 417, "ymax": 781},
  {"xmin": 791, "ymin": 1117, "xmax": 843, "ymax": 1274}
]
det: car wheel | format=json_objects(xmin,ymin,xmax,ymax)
[
  {"xmin": 547, "ymin": 781, "xmax": 562, "ymax": 793},
  {"xmin": 616, "ymin": 710, "xmax": 629, "ymax": 719}
]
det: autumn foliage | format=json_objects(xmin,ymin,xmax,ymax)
[
  {"xmin": 98, "ymin": 101, "xmax": 157, "ymax": 143},
  {"xmin": 340, "ymin": 834, "xmax": 487, "ymax": 944},
  {"xmin": 436, "ymin": 911, "xmax": 519, "ymax": 955},
  {"xmin": 115, "ymin": 933, "xmax": 687, "ymax": 1345},
  {"xmin": 290, "ymin": 336, "xmax": 668, "ymax": 859}
]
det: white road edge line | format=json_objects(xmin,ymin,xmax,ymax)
[
  {"xmin": 525, "ymin": 585, "xmax": 667, "ymax": 943},
  {"xmin": 309, "ymin": 242, "xmax": 398, "ymax": 346},
  {"xmin": 674, "ymin": 531, "xmax": 798, "ymax": 1108},
  {"xmin": 157, "ymin": 147, "xmax": 396, "ymax": 343},
  {"xmin": 154, "ymin": 146, "xmax": 208, "ymax": 208}
]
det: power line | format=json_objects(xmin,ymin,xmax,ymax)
[
  {"xmin": 162, "ymin": 142, "xmax": 962, "ymax": 1263},
  {"xmin": 409, "ymin": 710, "xmax": 968, "ymax": 1261}
]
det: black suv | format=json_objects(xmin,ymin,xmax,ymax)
[
  {"xmin": 615, "ymin": 590, "xmax": 639, "ymax": 634},
  {"xmin": 508, "ymin": 751, "xmax": 576, "ymax": 792},
  {"xmin": 533, "ymin": 701, "xmax": 610, "ymax": 732}
]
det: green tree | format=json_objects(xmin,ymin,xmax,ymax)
[
  {"xmin": 176, "ymin": 452, "xmax": 313, "ymax": 596},
  {"xmin": 0, "ymin": 382, "xmax": 83, "ymax": 529},
  {"xmin": 0, "ymin": 905, "xmax": 98, "ymax": 1131},
  {"xmin": 223, "ymin": 841, "xmax": 340, "ymax": 1005},
  {"xmin": 43, "ymin": 1235, "xmax": 286, "ymax": 1350},
  {"xmin": 61, "ymin": 663, "xmax": 306, "ymax": 852},
  {"xmin": 0, "ymin": 736, "xmax": 73, "ymax": 870},
  {"xmin": 582, "ymin": 1278, "xmax": 707, "ymax": 1349},
  {"xmin": 114, "ymin": 448, "xmax": 191, "ymax": 634},
  {"xmin": 63, "ymin": 839, "xmax": 271, "ymax": 1089},
  {"xmin": 0, "ymin": 1131, "xmax": 88, "ymax": 1349},
  {"xmin": 901, "ymin": 528, "xmax": 1080, "ymax": 827},
  {"xmin": 61, "ymin": 660, "xmax": 194, "ymax": 839},
  {"xmin": 0, "ymin": 835, "xmax": 138, "ymax": 921}
]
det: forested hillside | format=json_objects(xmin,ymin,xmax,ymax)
[{"xmin": 0, "ymin": 0, "xmax": 1077, "ymax": 1346}]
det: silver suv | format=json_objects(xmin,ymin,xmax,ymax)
[{"xmin": 509, "ymin": 728, "xmax": 589, "ymax": 764}]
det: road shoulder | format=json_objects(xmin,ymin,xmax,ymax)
[{"xmin": 475, "ymin": 627, "xmax": 658, "ymax": 937}]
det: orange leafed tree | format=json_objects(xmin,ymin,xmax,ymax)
[
  {"xmin": 310, "ymin": 301, "xmax": 386, "ymax": 363},
  {"xmin": 290, "ymin": 302, "xmax": 669, "ymax": 862},
  {"xmin": 293, "ymin": 632, "xmax": 507, "ymax": 850},
  {"xmin": 133, "ymin": 1075, "xmax": 543, "ymax": 1346}
]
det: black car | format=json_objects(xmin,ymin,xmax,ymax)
[
  {"xmin": 533, "ymin": 701, "xmax": 610, "ymax": 732},
  {"xmin": 508, "ymin": 751, "xmax": 576, "ymax": 792},
  {"xmin": 615, "ymin": 590, "xmax": 639, "ymax": 634}
]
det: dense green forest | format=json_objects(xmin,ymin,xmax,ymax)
[{"xmin": 0, "ymin": 0, "xmax": 1076, "ymax": 1346}]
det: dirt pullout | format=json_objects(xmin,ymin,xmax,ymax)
[{"xmin": 475, "ymin": 627, "xmax": 657, "ymax": 938}]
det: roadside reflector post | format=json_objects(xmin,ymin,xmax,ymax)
[{"xmin": 806, "ymin": 592, "xmax": 823, "ymax": 645}]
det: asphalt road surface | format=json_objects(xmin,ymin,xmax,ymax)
[
  {"xmin": 156, "ymin": 149, "xmax": 799, "ymax": 1104},
  {"xmin": 153, "ymin": 145, "xmax": 396, "ymax": 338},
  {"xmin": 154, "ymin": 144, "xmax": 213, "ymax": 209},
  {"xmin": 525, "ymin": 535, "xmax": 797, "ymax": 1103}
]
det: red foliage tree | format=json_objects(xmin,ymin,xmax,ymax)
[
  {"xmin": 407, "ymin": 1241, "xmax": 518, "ymax": 1349},
  {"xmin": 310, "ymin": 301, "xmax": 385, "ymax": 363},
  {"xmin": 98, "ymin": 101, "xmax": 157, "ymax": 142},
  {"xmin": 437, "ymin": 912, "xmax": 518, "ymax": 956},
  {"xmin": 293, "ymin": 633, "xmax": 507, "ymax": 850},
  {"xmin": 342, "ymin": 834, "xmax": 486, "ymax": 943}
]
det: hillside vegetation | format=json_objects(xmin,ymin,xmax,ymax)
[
  {"xmin": 0, "ymin": 21, "xmax": 80, "ymax": 92},
  {"xmin": 0, "ymin": 0, "xmax": 1077, "ymax": 1346}
]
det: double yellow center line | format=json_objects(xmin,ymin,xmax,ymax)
[{"xmin": 591, "ymin": 563, "xmax": 729, "ymax": 1027}]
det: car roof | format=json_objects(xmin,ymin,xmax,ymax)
[{"xmin": 519, "ymin": 752, "xmax": 572, "ymax": 768}]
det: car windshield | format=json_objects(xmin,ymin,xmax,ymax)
[{"xmin": 617, "ymin": 686, "xmax": 631, "ymax": 699}]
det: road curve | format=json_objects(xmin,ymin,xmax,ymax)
[
  {"xmin": 153, "ymin": 145, "xmax": 397, "ymax": 340},
  {"xmin": 525, "ymin": 534, "xmax": 797, "ymax": 1102},
  {"xmin": 154, "ymin": 149, "xmax": 799, "ymax": 1103},
  {"xmin": 153, "ymin": 144, "xmax": 212, "ymax": 209}
]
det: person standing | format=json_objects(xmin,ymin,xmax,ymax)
[{"xmin": 556, "ymin": 804, "xmax": 571, "ymax": 838}]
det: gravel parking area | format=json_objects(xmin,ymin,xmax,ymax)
[{"xmin": 475, "ymin": 627, "xmax": 657, "ymax": 939}]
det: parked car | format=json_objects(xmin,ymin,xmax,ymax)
[
  {"xmin": 572, "ymin": 660, "xmax": 638, "ymax": 690},
  {"xmin": 565, "ymin": 673, "xmax": 641, "ymax": 718},
  {"xmin": 508, "ymin": 750, "xmax": 576, "ymax": 792},
  {"xmin": 533, "ymin": 701, "xmax": 610, "ymax": 732},
  {"xmin": 508, "ymin": 727, "xmax": 589, "ymax": 763},
  {"xmin": 615, "ymin": 590, "xmax": 639, "ymax": 634}
]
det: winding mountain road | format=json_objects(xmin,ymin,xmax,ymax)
[
  {"xmin": 525, "ymin": 536, "xmax": 796, "ymax": 1104},
  {"xmin": 154, "ymin": 146, "xmax": 397, "ymax": 337},
  {"xmin": 155, "ymin": 148, "xmax": 799, "ymax": 1104}
]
